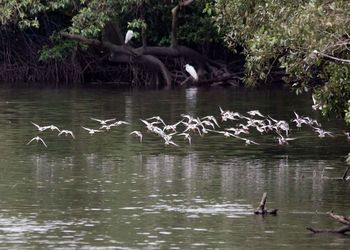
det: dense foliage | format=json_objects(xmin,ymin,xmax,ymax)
[
  {"xmin": 1, "ymin": 0, "xmax": 350, "ymax": 125},
  {"xmin": 0, "ymin": 1, "xmax": 223, "ymax": 84},
  {"xmin": 214, "ymin": 0, "xmax": 350, "ymax": 123},
  {"xmin": 0, "ymin": 1, "xmax": 218, "ymax": 48}
]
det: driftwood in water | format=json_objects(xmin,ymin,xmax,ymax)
[
  {"xmin": 254, "ymin": 192, "xmax": 278, "ymax": 215},
  {"xmin": 306, "ymin": 212, "xmax": 350, "ymax": 234},
  {"xmin": 342, "ymin": 167, "xmax": 349, "ymax": 181}
]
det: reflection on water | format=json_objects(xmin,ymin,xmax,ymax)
[
  {"xmin": 0, "ymin": 87, "xmax": 349, "ymax": 249},
  {"xmin": 185, "ymin": 87, "xmax": 198, "ymax": 115}
]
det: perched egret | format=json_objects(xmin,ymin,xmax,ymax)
[
  {"xmin": 125, "ymin": 30, "xmax": 134, "ymax": 44},
  {"xmin": 185, "ymin": 64, "xmax": 198, "ymax": 81}
]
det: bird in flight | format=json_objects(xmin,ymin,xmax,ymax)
[
  {"xmin": 111, "ymin": 120, "xmax": 130, "ymax": 126},
  {"xmin": 185, "ymin": 64, "xmax": 198, "ymax": 81},
  {"xmin": 129, "ymin": 130, "xmax": 143, "ymax": 142},
  {"xmin": 90, "ymin": 118, "xmax": 116, "ymax": 125},
  {"xmin": 81, "ymin": 126, "xmax": 103, "ymax": 135},
  {"xmin": 58, "ymin": 130, "xmax": 75, "ymax": 139},
  {"xmin": 31, "ymin": 121, "xmax": 50, "ymax": 132},
  {"xmin": 27, "ymin": 136, "xmax": 47, "ymax": 147}
]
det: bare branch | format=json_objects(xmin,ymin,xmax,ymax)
[
  {"xmin": 313, "ymin": 50, "xmax": 350, "ymax": 64},
  {"xmin": 328, "ymin": 212, "xmax": 350, "ymax": 226}
]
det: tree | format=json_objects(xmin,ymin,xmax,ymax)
[
  {"xmin": 214, "ymin": 0, "xmax": 350, "ymax": 123},
  {"xmin": 0, "ymin": 0, "xmax": 241, "ymax": 86}
]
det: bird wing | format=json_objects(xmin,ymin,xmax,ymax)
[
  {"xmin": 105, "ymin": 118, "xmax": 116, "ymax": 123},
  {"xmin": 90, "ymin": 118, "xmax": 103, "ymax": 123},
  {"xmin": 27, "ymin": 137, "xmax": 37, "ymax": 145},
  {"xmin": 69, "ymin": 131, "xmax": 75, "ymax": 139},
  {"xmin": 51, "ymin": 125, "xmax": 60, "ymax": 132},
  {"xmin": 38, "ymin": 137, "xmax": 48, "ymax": 147},
  {"xmin": 31, "ymin": 121, "xmax": 41, "ymax": 129},
  {"xmin": 81, "ymin": 126, "xmax": 92, "ymax": 132}
]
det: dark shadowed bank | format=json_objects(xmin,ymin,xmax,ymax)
[
  {"xmin": 0, "ymin": 1, "xmax": 249, "ymax": 88},
  {"xmin": 1, "ymin": 1, "xmax": 350, "ymax": 126},
  {"xmin": 0, "ymin": 26, "xmax": 247, "ymax": 88}
]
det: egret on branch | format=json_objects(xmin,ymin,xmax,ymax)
[
  {"xmin": 125, "ymin": 30, "xmax": 134, "ymax": 44},
  {"xmin": 185, "ymin": 64, "xmax": 198, "ymax": 81}
]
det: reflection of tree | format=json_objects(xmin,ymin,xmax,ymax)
[{"xmin": 138, "ymin": 152, "xmax": 336, "ymax": 210}]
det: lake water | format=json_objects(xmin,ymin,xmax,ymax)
[{"xmin": 0, "ymin": 86, "xmax": 349, "ymax": 249}]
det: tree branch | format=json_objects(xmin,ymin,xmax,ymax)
[
  {"xmin": 313, "ymin": 50, "xmax": 350, "ymax": 64},
  {"xmin": 328, "ymin": 212, "xmax": 350, "ymax": 226},
  {"xmin": 307, "ymin": 212, "xmax": 350, "ymax": 234},
  {"xmin": 171, "ymin": 0, "xmax": 194, "ymax": 47}
]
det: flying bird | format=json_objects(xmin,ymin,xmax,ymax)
[
  {"xmin": 58, "ymin": 130, "xmax": 75, "ymax": 139},
  {"xmin": 185, "ymin": 64, "xmax": 198, "ymax": 81},
  {"xmin": 31, "ymin": 121, "xmax": 50, "ymax": 132},
  {"xmin": 129, "ymin": 131, "xmax": 143, "ymax": 142},
  {"xmin": 81, "ymin": 126, "xmax": 103, "ymax": 135},
  {"xmin": 90, "ymin": 118, "xmax": 116, "ymax": 125},
  {"xmin": 27, "ymin": 136, "xmax": 47, "ymax": 147},
  {"xmin": 125, "ymin": 30, "xmax": 134, "ymax": 44}
]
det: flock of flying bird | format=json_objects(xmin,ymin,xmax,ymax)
[
  {"xmin": 27, "ymin": 31, "xmax": 347, "ymax": 148},
  {"xmin": 27, "ymin": 107, "xmax": 348, "ymax": 148},
  {"xmin": 25, "ymin": 26, "xmax": 346, "ymax": 148}
]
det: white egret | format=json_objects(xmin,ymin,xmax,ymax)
[
  {"xmin": 125, "ymin": 30, "xmax": 134, "ymax": 44},
  {"xmin": 185, "ymin": 64, "xmax": 198, "ymax": 81}
]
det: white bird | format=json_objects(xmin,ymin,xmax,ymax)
[
  {"xmin": 185, "ymin": 64, "xmax": 198, "ymax": 81},
  {"xmin": 58, "ymin": 130, "xmax": 75, "ymax": 139},
  {"xmin": 163, "ymin": 137, "xmax": 179, "ymax": 147},
  {"xmin": 201, "ymin": 115, "xmax": 220, "ymax": 128},
  {"xmin": 31, "ymin": 121, "xmax": 50, "ymax": 132},
  {"xmin": 239, "ymin": 137, "xmax": 260, "ymax": 145},
  {"xmin": 343, "ymin": 131, "xmax": 350, "ymax": 140},
  {"xmin": 146, "ymin": 116, "xmax": 166, "ymax": 126},
  {"xmin": 275, "ymin": 132, "xmax": 296, "ymax": 145},
  {"xmin": 178, "ymin": 132, "xmax": 192, "ymax": 145},
  {"xmin": 313, "ymin": 127, "xmax": 333, "ymax": 138},
  {"xmin": 27, "ymin": 136, "xmax": 47, "ymax": 147},
  {"xmin": 90, "ymin": 118, "xmax": 116, "ymax": 125},
  {"xmin": 130, "ymin": 131, "xmax": 143, "ymax": 142},
  {"xmin": 81, "ymin": 126, "xmax": 103, "ymax": 135},
  {"xmin": 111, "ymin": 120, "xmax": 130, "ymax": 126},
  {"xmin": 247, "ymin": 110, "xmax": 265, "ymax": 118},
  {"xmin": 209, "ymin": 130, "xmax": 236, "ymax": 138},
  {"xmin": 47, "ymin": 125, "xmax": 60, "ymax": 132},
  {"xmin": 125, "ymin": 30, "xmax": 134, "ymax": 44},
  {"xmin": 99, "ymin": 124, "xmax": 117, "ymax": 131}
]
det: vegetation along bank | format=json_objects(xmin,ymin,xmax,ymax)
[{"xmin": 1, "ymin": 1, "xmax": 350, "ymax": 125}]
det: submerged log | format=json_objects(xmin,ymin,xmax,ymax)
[
  {"xmin": 306, "ymin": 212, "xmax": 350, "ymax": 234},
  {"xmin": 254, "ymin": 192, "xmax": 278, "ymax": 215}
]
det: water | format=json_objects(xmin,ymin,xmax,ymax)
[{"xmin": 0, "ymin": 86, "xmax": 349, "ymax": 249}]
